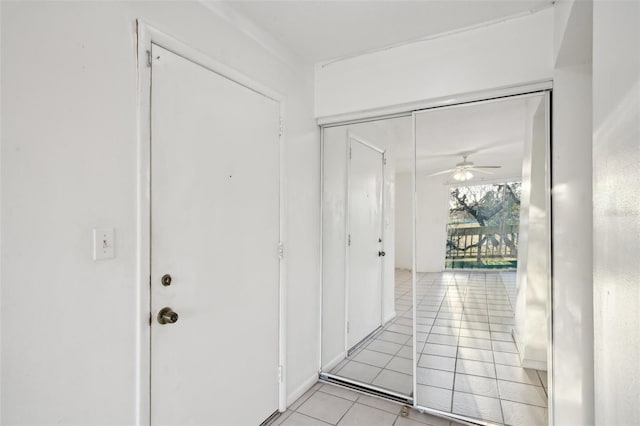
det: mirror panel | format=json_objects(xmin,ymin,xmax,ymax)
[
  {"xmin": 321, "ymin": 116, "xmax": 414, "ymax": 398},
  {"xmin": 413, "ymin": 94, "xmax": 550, "ymax": 424}
]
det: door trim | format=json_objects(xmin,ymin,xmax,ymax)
[
  {"xmin": 316, "ymin": 80, "xmax": 553, "ymax": 126},
  {"xmin": 136, "ymin": 21, "xmax": 287, "ymax": 425},
  {"xmin": 344, "ymin": 132, "xmax": 385, "ymax": 353}
]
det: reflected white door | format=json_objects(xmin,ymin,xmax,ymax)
[
  {"xmin": 347, "ymin": 136, "xmax": 384, "ymax": 350},
  {"xmin": 150, "ymin": 44, "xmax": 280, "ymax": 425}
]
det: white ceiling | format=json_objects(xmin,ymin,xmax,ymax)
[{"xmin": 223, "ymin": 0, "xmax": 553, "ymax": 63}]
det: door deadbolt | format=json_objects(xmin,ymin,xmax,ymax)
[
  {"xmin": 161, "ymin": 274, "xmax": 172, "ymax": 286},
  {"xmin": 157, "ymin": 307, "xmax": 179, "ymax": 324}
]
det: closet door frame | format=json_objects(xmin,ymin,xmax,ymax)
[{"xmin": 318, "ymin": 82, "xmax": 554, "ymax": 426}]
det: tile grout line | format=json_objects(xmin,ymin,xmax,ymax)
[
  {"xmin": 449, "ymin": 271, "xmax": 468, "ymax": 413},
  {"xmin": 416, "ymin": 276, "xmax": 450, "ymax": 379},
  {"xmin": 332, "ymin": 398, "xmax": 357, "ymax": 426},
  {"xmin": 492, "ymin": 272, "xmax": 507, "ymax": 426},
  {"xmin": 292, "ymin": 411, "xmax": 334, "ymax": 426}
]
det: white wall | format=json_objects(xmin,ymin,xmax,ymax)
[
  {"xmin": 0, "ymin": 2, "xmax": 319, "ymax": 423},
  {"xmin": 553, "ymin": 0, "xmax": 573, "ymax": 62},
  {"xmin": 315, "ymin": 8, "xmax": 554, "ymax": 118},
  {"xmin": 593, "ymin": 1, "xmax": 640, "ymax": 424},
  {"xmin": 552, "ymin": 1, "xmax": 595, "ymax": 424},
  {"xmin": 321, "ymin": 122, "xmax": 398, "ymax": 368},
  {"xmin": 552, "ymin": 65, "xmax": 594, "ymax": 426},
  {"xmin": 514, "ymin": 97, "xmax": 549, "ymax": 370},
  {"xmin": 395, "ymin": 173, "xmax": 449, "ymax": 273},
  {"xmin": 415, "ymin": 177, "xmax": 449, "ymax": 273},
  {"xmin": 394, "ymin": 173, "xmax": 412, "ymax": 270},
  {"xmin": 321, "ymin": 126, "xmax": 349, "ymax": 368},
  {"xmin": 554, "ymin": 0, "xmax": 593, "ymax": 69}
]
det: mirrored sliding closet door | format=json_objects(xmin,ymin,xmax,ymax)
[
  {"xmin": 413, "ymin": 92, "xmax": 551, "ymax": 425},
  {"xmin": 320, "ymin": 90, "xmax": 552, "ymax": 426}
]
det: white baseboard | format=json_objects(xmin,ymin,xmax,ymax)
[
  {"xmin": 321, "ymin": 351, "xmax": 346, "ymax": 373},
  {"xmin": 287, "ymin": 373, "xmax": 319, "ymax": 407},
  {"xmin": 522, "ymin": 358, "xmax": 547, "ymax": 371},
  {"xmin": 383, "ymin": 311, "xmax": 397, "ymax": 324},
  {"xmin": 511, "ymin": 327, "xmax": 526, "ymax": 366},
  {"xmin": 512, "ymin": 328, "xmax": 547, "ymax": 371}
]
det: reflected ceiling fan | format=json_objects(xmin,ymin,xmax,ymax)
[{"xmin": 427, "ymin": 154, "xmax": 501, "ymax": 181}]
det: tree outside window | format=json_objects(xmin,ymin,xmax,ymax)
[{"xmin": 446, "ymin": 182, "xmax": 521, "ymax": 269}]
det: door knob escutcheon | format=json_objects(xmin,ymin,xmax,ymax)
[{"xmin": 158, "ymin": 307, "xmax": 179, "ymax": 324}]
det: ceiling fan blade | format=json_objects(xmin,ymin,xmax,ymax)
[
  {"xmin": 416, "ymin": 139, "xmax": 520, "ymax": 160},
  {"xmin": 427, "ymin": 168, "xmax": 456, "ymax": 177},
  {"xmin": 469, "ymin": 168, "xmax": 495, "ymax": 174},
  {"xmin": 472, "ymin": 165, "xmax": 502, "ymax": 169},
  {"xmin": 416, "ymin": 153, "xmax": 460, "ymax": 160}
]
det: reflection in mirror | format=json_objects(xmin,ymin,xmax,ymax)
[
  {"xmin": 321, "ymin": 116, "xmax": 414, "ymax": 398},
  {"xmin": 414, "ymin": 94, "xmax": 550, "ymax": 425}
]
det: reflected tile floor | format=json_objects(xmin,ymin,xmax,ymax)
[
  {"xmin": 416, "ymin": 271, "xmax": 548, "ymax": 426},
  {"xmin": 329, "ymin": 270, "xmax": 414, "ymax": 396},
  {"xmin": 268, "ymin": 381, "xmax": 460, "ymax": 426},
  {"xmin": 322, "ymin": 270, "xmax": 548, "ymax": 426}
]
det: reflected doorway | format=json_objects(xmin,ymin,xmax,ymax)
[{"xmin": 321, "ymin": 116, "xmax": 414, "ymax": 399}]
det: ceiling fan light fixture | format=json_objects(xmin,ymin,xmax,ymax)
[{"xmin": 453, "ymin": 169, "xmax": 473, "ymax": 181}]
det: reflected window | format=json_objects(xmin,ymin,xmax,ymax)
[{"xmin": 446, "ymin": 182, "xmax": 521, "ymax": 269}]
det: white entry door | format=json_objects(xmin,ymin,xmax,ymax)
[
  {"xmin": 347, "ymin": 136, "xmax": 384, "ymax": 350},
  {"xmin": 150, "ymin": 44, "xmax": 281, "ymax": 425}
]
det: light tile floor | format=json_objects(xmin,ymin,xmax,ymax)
[
  {"xmin": 320, "ymin": 270, "xmax": 548, "ymax": 426},
  {"xmin": 415, "ymin": 271, "xmax": 548, "ymax": 426},
  {"xmin": 268, "ymin": 381, "xmax": 457, "ymax": 426}
]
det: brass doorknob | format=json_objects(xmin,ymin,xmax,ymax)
[{"xmin": 157, "ymin": 307, "xmax": 179, "ymax": 324}]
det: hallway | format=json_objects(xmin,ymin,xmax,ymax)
[{"xmin": 2, "ymin": 1, "xmax": 636, "ymax": 424}]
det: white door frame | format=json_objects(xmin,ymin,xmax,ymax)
[
  {"xmin": 135, "ymin": 21, "xmax": 287, "ymax": 426},
  {"xmin": 344, "ymin": 132, "xmax": 385, "ymax": 354}
]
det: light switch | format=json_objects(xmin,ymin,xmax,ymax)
[{"xmin": 93, "ymin": 228, "xmax": 115, "ymax": 260}]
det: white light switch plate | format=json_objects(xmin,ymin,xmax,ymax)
[{"xmin": 93, "ymin": 228, "xmax": 115, "ymax": 260}]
